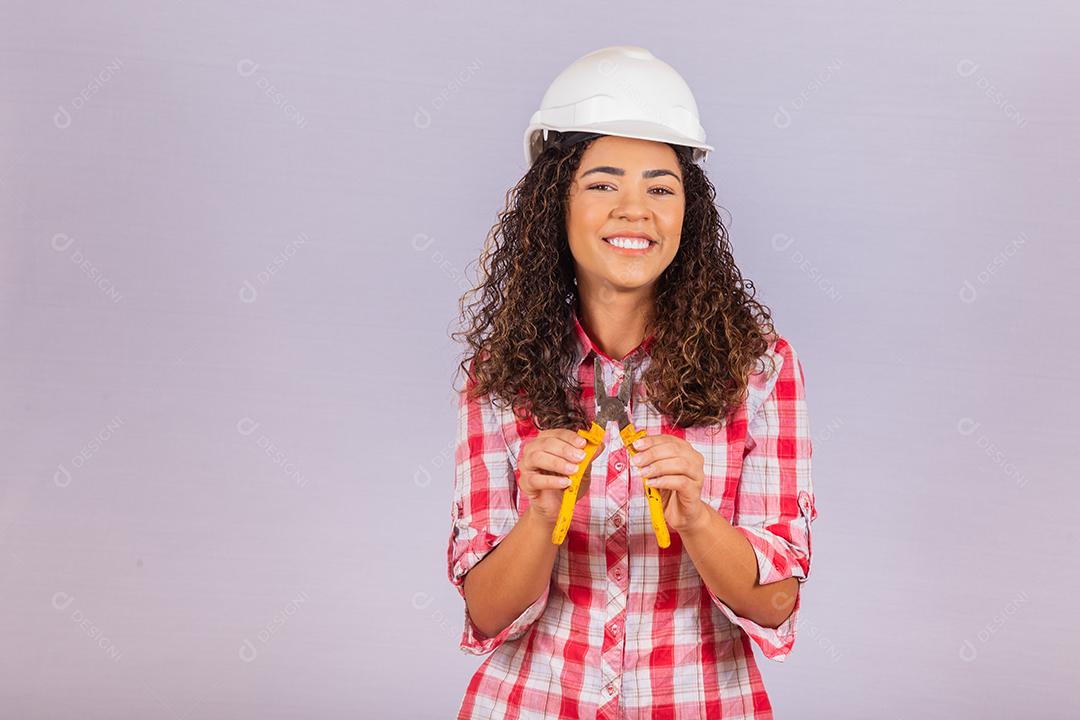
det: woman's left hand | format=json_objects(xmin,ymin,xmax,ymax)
[{"xmin": 629, "ymin": 434, "xmax": 707, "ymax": 533}]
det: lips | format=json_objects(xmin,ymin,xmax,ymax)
[{"xmin": 601, "ymin": 235, "xmax": 657, "ymax": 255}]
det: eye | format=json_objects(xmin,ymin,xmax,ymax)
[{"xmin": 586, "ymin": 183, "xmax": 676, "ymax": 195}]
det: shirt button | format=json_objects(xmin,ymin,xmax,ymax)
[
  {"xmin": 611, "ymin": 514, "xmax": 622, "ymax": 528},
  {"xmin": 606, "ymin": 683, "xmax": 615, "ymax": 695},
  {"xmin": 614, "ymin": 461, "xmax": 625, "ymax": 471},
  {"xmin": 613, "ymin": 568, "xmax": 623, "ymax": 581},
  {"xmin": 609, "ymin": 624, "xmax": 621, "ymax": 637}
]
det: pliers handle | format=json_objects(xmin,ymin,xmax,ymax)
[
  {"xmin": 550, "ymin": 420, "xmax": 671, "ymax": 549},
  {"xmin": 550, "ymin": 421, "xmax": 605, "ymax": 546},
  {"xmin": 620, "ymin": 422, "xmax": 671, "ymax": 549}
]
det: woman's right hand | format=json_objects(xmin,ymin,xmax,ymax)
[{"xmin": 518, "ymin": 429, "xmax": 605, "ymax": 528}]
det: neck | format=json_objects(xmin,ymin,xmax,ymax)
[{"xmin": 575, "ymin": 284, "xmax": 656, "ymax": 362}]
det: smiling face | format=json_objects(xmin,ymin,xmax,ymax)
[{"xmin": 565, "ymin": 135, "xmax": 685, "ymax": 296}]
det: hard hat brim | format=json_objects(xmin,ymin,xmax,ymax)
[{"xmin": 525, "ymin": 119, "xmax": 712, "ymax": 166}]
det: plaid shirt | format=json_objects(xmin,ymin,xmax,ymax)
[{"xmin": 448, "ymin": 311, "xmax": 817, "ymax": 719}]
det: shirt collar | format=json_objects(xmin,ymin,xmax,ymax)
[{"xmin": 571, "ymin": 308, "xmax": 657, "ymax": 369}]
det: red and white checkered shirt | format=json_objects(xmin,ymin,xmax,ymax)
[{"xmin": 448, "ymin": 310, "xmax": 817, "ymax": 719}]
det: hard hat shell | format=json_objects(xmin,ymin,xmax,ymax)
[{"xmin": 524, "ymin": 45, "xmax": 713, "ymax": 166}]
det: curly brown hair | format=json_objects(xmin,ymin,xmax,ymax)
[{"xmin": 451, "ymin": 136, "xmax": 778, "ymax": 433}]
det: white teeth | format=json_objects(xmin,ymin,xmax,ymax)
[{"xmin": 605, "ymin": 236, "xmax": 652, "ymax": 249}]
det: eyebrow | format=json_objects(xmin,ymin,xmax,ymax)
[{"xmin": 580, "ymin": 166, "xmax": 682, "ymax": 183}]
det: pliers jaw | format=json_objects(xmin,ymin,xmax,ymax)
[{"xmin": 593, "ymin": 357, "xmax": 634, "ymax": 430}]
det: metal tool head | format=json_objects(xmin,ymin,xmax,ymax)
[{"xmin": 592, "ymin": 355, "xmax": 633, "ymax": 428}]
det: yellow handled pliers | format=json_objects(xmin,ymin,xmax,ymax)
[{"xmin": 551, "ymin": 356, "xmax": 671, "ymax": 548}]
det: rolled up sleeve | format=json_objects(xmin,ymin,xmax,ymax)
[
  {"xmin": 707, "ymin": 338, "xmax": 817, "ymax": 662},
  {"xmin": 446, "ymin": 382, "xmax": 550, "ymax": 655}
]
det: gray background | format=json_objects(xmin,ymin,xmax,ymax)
[{"xmin": 2, "ymin": 1, "xmax": 1078, "ymax": 718}]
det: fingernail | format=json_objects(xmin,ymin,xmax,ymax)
[
  {"xmin": 575, "ymin": 437, "xmax": 586, "ymax": 447},
  {"xmin": 574, "ymin": 449, "xmax": 586, "ymax": 460},
  {"xmin": 564, "ymin": 462, "xmax": 579, "ymax": 473},
  {"xmin": 562, "ymin": 477, "xmax": 572, "ymax": 487}
]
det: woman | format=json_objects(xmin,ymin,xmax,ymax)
[{"xmin": 447, "ymin": 46, "xmax": 816, "ymax": 720}]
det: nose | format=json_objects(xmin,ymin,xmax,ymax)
[{"xmin": 613, "ymin": 196, "xmax": 651, "ymax": 222}]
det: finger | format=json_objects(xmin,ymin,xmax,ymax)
[
  {"xmin": 550, "ymin": 428, "xmax": 588, "ymax": 449},
  {"xmin": 528, "ymin": 450, "xmax": 586, "ymax": 479},
  {"xmin": 643, "ymin": 474, "xmax": 692, "ymax": 492},
  {"xmin": 630, "ymin": 434, "xmax": 675, "ymax": 453},
  {"xmin": 540, "ymin": 434, "xmax": 592, "ymax": 464},
  {"xmin": 526, "ymin": 470, "xmax": 576, "ymax": 491},
  {"xmin": 563, "ymin": 435, "xmax": 606, "ymax": 466},
  {"xmin": 635, "ymin": 457, "xmax": 686, "ymax": 480},
  {"xmin": 629, "ymin": 441, "xmax": 679, "ymax": 468}
]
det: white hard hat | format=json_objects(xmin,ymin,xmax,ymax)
[{"xmin": 524, "ymin": 45, "xmax": 713, "ymax": 166}]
